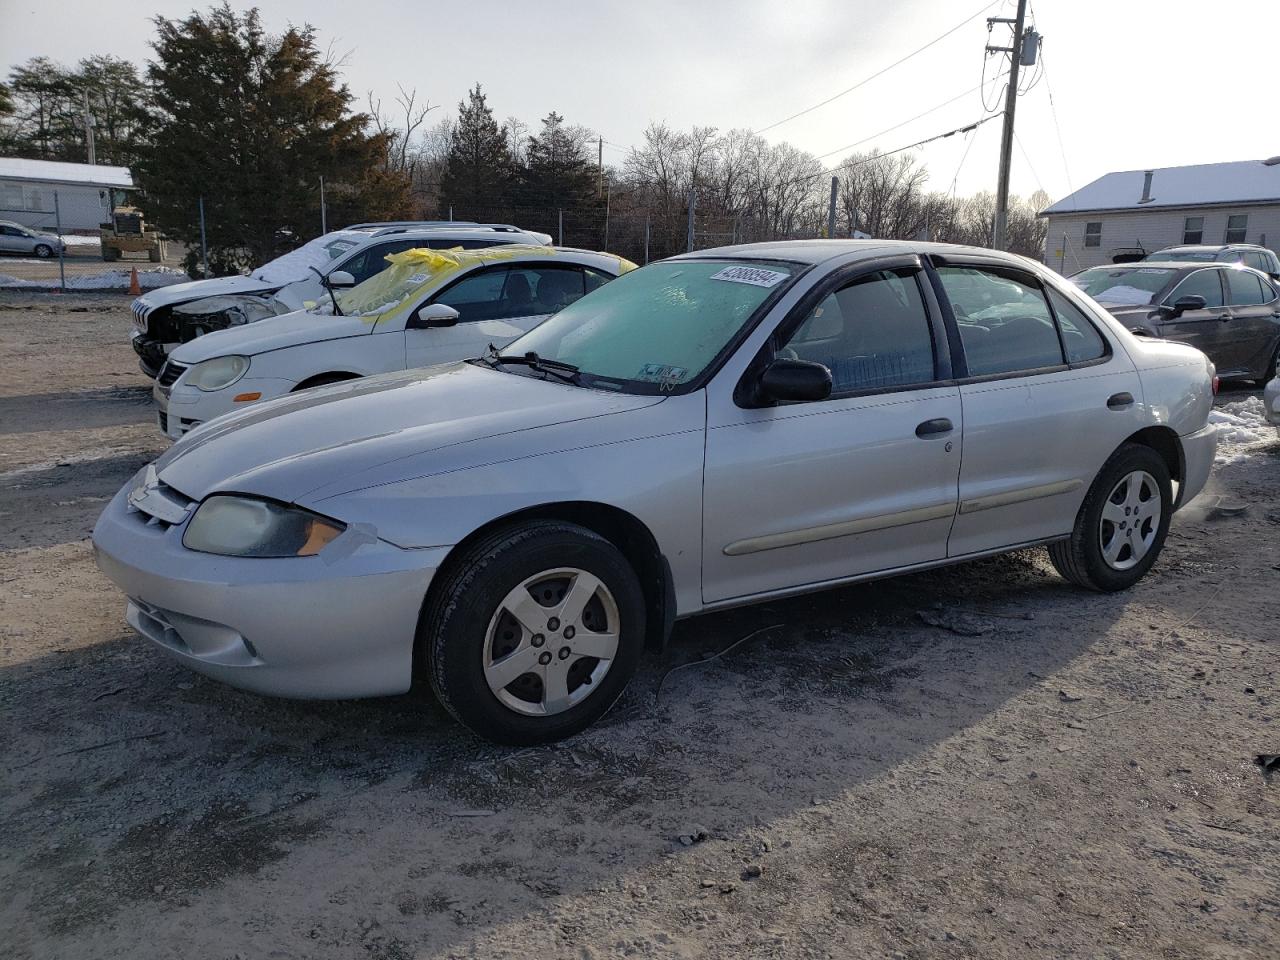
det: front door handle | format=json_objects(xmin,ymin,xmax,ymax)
[
  {"xmin": 915, "ymin": 417, "xmax": 954, "ymax": 437},
  {"xmin": 1107, "ymin": 392, "xmax": 1134, "ymax": 410}
]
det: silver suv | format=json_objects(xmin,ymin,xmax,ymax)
[{"xmin": 1144, "ymin": 243, "xmax": 1280, "ymax": 278}]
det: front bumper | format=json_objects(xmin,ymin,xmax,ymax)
[
  {"xmin": 132, "ymin": 332, "xmax": 171, "ymax": 379},
  {"xmin": 154, "ymin": 377, "xmax": 294, "ymax": 441},
  {"xmin": 1177, "ymin": 423, "xmax": 1217, "ymax": 509},
  {"xmin": 92, "ymin": 482, "xmax": 447, "ymax": 699}
]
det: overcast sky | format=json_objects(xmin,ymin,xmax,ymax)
[{"xmin": 3, "ymin": 0, "xmax": 1276, "ymax": 203}]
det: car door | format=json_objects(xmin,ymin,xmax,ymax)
[
  {"xmin": 1222, "ymin": 267, "xmax": 1280, "ymax": 377},
  {"xmin": 701, "ymin": 257, "xmax": 963, "ymax": 603},
  {"xmin": 0, "ymin": 225, "xmax": 26, "ymax": 253},
  {"xmin": 1154, "ymin": 267, "xmax": 1233, "ymax": 367},
  {"xmin": 932, "ymin": 257, "xmax": 1146, "ymax": 558},
  {"xmin": 404, "ymin": 264, "xmax": 592, "ymax": 368}
]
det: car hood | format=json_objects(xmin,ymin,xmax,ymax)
[
  {"xmin": 135, "ymin": 274, "xmax": 279, "ymax": 310},
  {"xmin": 169, "ymin": 308, "xmax": 371, "ymax": 363},
  {"xmin": 153, "ymin": 362, "xmax": 665, "ymax": 503}
]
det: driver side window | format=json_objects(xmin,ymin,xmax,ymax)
[
  {"xmin": 1166, "ymin": 269, "xmax": 1224, "ymax": 308},
  {"xmin": 780, "ymin": 268, "xmax": 936, "ymax": 394}
]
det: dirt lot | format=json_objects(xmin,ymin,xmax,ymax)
[{"xmin": 1, "ymin": 292, "xmax": 1277, "ymax": 960}]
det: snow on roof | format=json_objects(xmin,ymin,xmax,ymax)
[
  {"xmin": 0, "ymin": 157, "xmax": 134, "ymax": 189},
  {"xmin": 1041, "ymin": 160, "xmax": 1280, "ymax": 216}
]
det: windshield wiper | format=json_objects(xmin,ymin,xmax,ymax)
[
  {"xmin": 482, "ymin": 344, "xmax": 582, "ymax": 384},
  {"xmin": 309, "ymin": 265, "xmax": 344, "ymax": 316}
]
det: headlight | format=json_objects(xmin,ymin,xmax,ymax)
[
  {"xmin": 183, "ymin": 495, "xmax": 345, "ymax": 558},
  {"xmin": 186, "ymin": 355, "xmax": 250, "ymax": 391}
]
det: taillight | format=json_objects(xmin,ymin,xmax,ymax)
[{"xmin": 1212, "ymin": 375, "xmax": 1220, "ymax": 395}]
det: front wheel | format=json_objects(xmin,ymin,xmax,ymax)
[
  {"xmin": 33, "ymin": 243, "xmax": 53, "ymax": 258},
  {"xmin": 421, "ymin": 521, "xmax": 645, "ymax": 744},
  {"xmin": 1048, "ymin": 443, "xmax": 1172, "ymax": 592}
]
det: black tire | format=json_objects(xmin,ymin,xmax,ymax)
[
  {"xmin": 33, "ymin": 243, "xmax": 53, "ymax": 258},
  {"xmin": 1256, "ymin": 341, "xmax": 1280, "ymax": 385},
  {"xmin": 1048, "ymin": 443, "xmax": 1172, "ymax": 592},
  {"xmin": 420, "ymin": 520, "xmax": 645, "ymax": 745}
]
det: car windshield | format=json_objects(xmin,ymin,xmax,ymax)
[
  {"xmin": 1070, "ymin": 266, "xmax": 1175, "ymax": 305},
  {"xmin": 251, "ymin": 231, "xmax": 368, "ymax": 284},
  {"xmin": 1147, "ymin": 250, "xmax": 1216, "ymax": 262},
  {"xmin": 497, "ymin": 258, "xmax": 800, "ymax": 393}
]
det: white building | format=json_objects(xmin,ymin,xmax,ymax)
[
  {"xmin": 0, "ymin": 157, "xmax": 135, "ymax": 233},
  {"xmin": 1040, "ymin": 158, "xmax": 1280, "ymax": 274}
]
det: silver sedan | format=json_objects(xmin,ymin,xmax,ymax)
[{"xmin": 93, "ymin": 240, "xmax": 1219, "ymax": 744}]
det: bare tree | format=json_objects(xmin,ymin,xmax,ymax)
[{"xmin": 366, "ymin": 84, "xmax": 437, "ymax": 176}]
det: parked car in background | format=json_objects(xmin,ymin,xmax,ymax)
[
  {"xmin": 95, "ymin": 240, "xmax": 1217, "ymax": 744},
  {"xmin": 1143, "ymin": 243, "xmax": 1280, "ymax": 278},
  {"xmin": 129, "ymin": 222, "xmax": 553, "ymax": 376},
  {"xmin": 1070, "ymin": 261, "xmax": 1280, "ymax": 383},
  {"xmin": 152, "ymin": 244, "xmax": 634, "ymax": 440},
  {"xmin": 0, "ymin": 219, "xmax": 65, "ymax": 258}
]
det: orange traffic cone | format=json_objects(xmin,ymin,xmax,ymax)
[{"xmin": 128, "ymin": 267, "xmax": 141, "ymax": 296}]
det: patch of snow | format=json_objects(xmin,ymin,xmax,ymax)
[
  {"xmin": 0, "ymin": 267, "xmax": 188, "ymax": 291},
  {"xmin": 1089, "ymin": 285, "xmax": 1156, "ymax": 306},
  {"xmin": 59, "ymin": 234, "xmax": 101, "ymax": 247},
  {"xmin": 1210, "ymin": 396, "xmax": 1277, "ymax": 464}
]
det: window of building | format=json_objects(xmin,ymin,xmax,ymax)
[
  {"xmin": 1182, "ymin": 216, "xmax": 1204, "ymax": 245},
  {"xmin": 1224, "ymin": 214, "xmax": 1248, "ymax": 244},
  {"xmin": 1084, "ymin": 222, "xmax": 1102, "ymax": 248}
]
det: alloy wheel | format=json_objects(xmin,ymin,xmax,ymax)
[
  {"xmin": 483, "ymin": 567, "xmax": 620, "ymax": 716},
  {"xmin": 1098, "ymin": 470, "xmax": 1161, "ymax": 571}
]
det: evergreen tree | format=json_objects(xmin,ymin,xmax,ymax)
[
  {"xmin": 132, "ymin": 3, "xmax": 411, "ymax": 274},
  {"xmin": 439, "ymin": 84, "xmax": 512, "ymax": 214},
  {"xmin": 520, "ymin": 111, "xmax": 596, "ymax": 207},
  {"xmin": 5, "ymin": 58, "xmax": 78, "ymax": 159}
]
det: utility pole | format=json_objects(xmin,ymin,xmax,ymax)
[
  {"xmin": 988, "ymin": 0, "xmax": 1028, "ymax": 251},
  {"xmin": 686, "ymin": 189, "xmax": 696, "ymax": 252},
  {"xmin": 598, "ymin": 137, "xmax": 604, "ymax": 199},
  {"xmin": 318, "ymin": 176, "xmax": 327, "ymax": 234},
  {"xmin": 82, "ymin": 92, "xmax": 96, "ymax": 165},
  {"xmin": 827, "ymin": 176, "xmax": 838, "ymax": 238}
]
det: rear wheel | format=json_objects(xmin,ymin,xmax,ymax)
[
  {"xmin": 1257, "ymin": 341, "xmax": 1280, "ymax": 385},
  {"xmin": 1048, "ymin": 443, "xmax": 1172, "ymax": 592},
  {"xmin": 421, "ymin": 521, "xmax": 645, "ymax": 744}
]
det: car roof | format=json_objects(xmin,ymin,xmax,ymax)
[
  {"xmin": 672, "ymin": 238, "xmax": 1041, "ymax": 269},
  {"xmin": 1155, "ymin": 243, "xmax": 1269, "ymax": 253}
]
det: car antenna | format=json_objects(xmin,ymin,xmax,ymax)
[{"xmin": 309, "ymin": 265, "xmax": 344, "ymax": 316}]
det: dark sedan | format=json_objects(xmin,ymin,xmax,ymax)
[{"xmin": 1070, "ymin": 262, "xmax": 1280, "ymax": 383}]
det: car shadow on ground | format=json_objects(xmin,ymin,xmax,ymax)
[
  {"xmin": 2, "ymin": 546, "xmax": 1134, "ymax": 950},
  {"xmin": 0, "ymin": 386, "xmax": 154, "ymax": 436}
]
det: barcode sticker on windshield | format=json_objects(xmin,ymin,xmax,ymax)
[
  {"xmin": 709, "ymin": 266, "xmax": 788, "ymax": 288},
  {"xmin": 407, "ymin": 272, "xmax": 430, "ymax": 285},
  {"xmin": 1136, "ymin": 268, "xmax": 1168, "ymax": 274}
]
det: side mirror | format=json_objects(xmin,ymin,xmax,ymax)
[
  {"xmin": 759, "ymin": 358, "xmax": 832, "ymax": 404},
  {"xmin": 407, "ymin": 303, "xmax": 460, "ymax": 329},
  {"xmin": 1164, "ymin": 294, "xmax": 1206, "ymax": 318},
  {"xmin": 325, "ymin": 270, "xmax": 356, "ymax": 289}
]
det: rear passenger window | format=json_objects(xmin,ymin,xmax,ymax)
[
  {"xmin": 780, "ymin": 268, "xmax": 935, "ymax": 393},
  {"xmin": 1047, "ymin": 288, "xmax": 1108, "ymax": 363},
  {"xmin": 936, "ymin": 266, "xmax": 1064, "ymax": 376},
  {"xmin": 1226, "ymin": 269, "xmax": 1271, "ymax": 306}
]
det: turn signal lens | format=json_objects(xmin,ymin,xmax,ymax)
[
  {"xmin": 1211, "ymin": 375, "xmax": 1220, "ymax": 395},
  {"xmin": 233, "ymin": 392, "xmax": 262, "ymax": 402}
]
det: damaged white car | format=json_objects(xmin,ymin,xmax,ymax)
[{"xmin": 130, "ymin": 223, "xmax": 551, "ymax": 376}]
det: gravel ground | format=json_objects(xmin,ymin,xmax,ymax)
[{"xmin": 1, "ymin": 292, "xmax": 1277, "ymax": 960}]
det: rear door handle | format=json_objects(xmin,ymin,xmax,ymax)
[
  {"xmin": 1107, "ymin": 392, "xmax": 1134, "ymax": 409},
  {"xmin": 915, "ymin": 417, "xmax": 954, "ymax": 437}
]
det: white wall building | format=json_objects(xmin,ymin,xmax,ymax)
[
  {"xmin": 0, "ymin": 157, "xmax": 135, "ymax": 233},
  {"xmin": 1040, "ymin": 158, "xmax": 1280, "ymax": 274}
]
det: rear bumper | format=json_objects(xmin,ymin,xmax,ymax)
[
  {"xmin": 1264, "ymin": 378, "xmax": 1280, "ymax": 432},
  {"xmin": 92, "ymin": 483, "xmax": 446, "ymax": 699},
  {"xmin": 1177, "ymin": 423, "xmax": 1217, "ymax": 509}
]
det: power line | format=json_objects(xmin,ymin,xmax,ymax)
[
  {"xmin": 779, "ymin": 112, "xmax": 1003, "ymax": 192},
  {"xmin": 1013, "ymin": 130, "xmax": 1046, "ymax": 196},
  {"xmin": 1039, "ymin": 47, "xmax": 1075, "ymax": 209},
  {"xmin": 812, "ymin": 77, "xmax": 1004, "ymax": 163},
  {"xmin": 754, "ymin": 0, "xmax": 1004, "ymax": 136}
]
